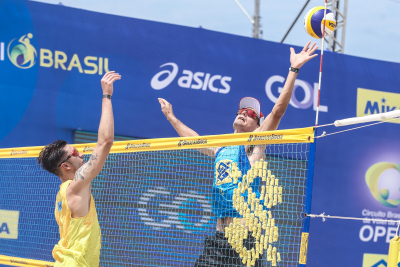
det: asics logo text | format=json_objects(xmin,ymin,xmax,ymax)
[{"xmin": 151, "ymin": 62, "xmax": 232, "ymax": 94}]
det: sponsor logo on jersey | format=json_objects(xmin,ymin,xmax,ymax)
[{"xmin": 215, "ymin": 159, "xmax": 233, "ymax": 185}]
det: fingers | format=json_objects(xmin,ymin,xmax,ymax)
[
  {"xmin": 111, "ymin": 74, "xmax": 121, "ymax": 80},
  {"xmin": 307, "ymin": 43, "xmax": 319, "ymax": 59},
  {"xmin": 307, "ymin": 42, "xmax": 316, "ymax": 53},
  {"xmin": 158, "ymin": 98, "xmax": 171, "ymax": 108},
  {"xmin": 309, "ymin": 45, "xmax": 319, "ymax": 55},
  {"xmin": 102, "ymin": 71, "xmax": 115, "ymax": 80},
  {"xmin": 106, "ymin": 73, "xmax": 121, "ymax": 83},
  {"xmin": 290, "ymin": 47, "xmax": 295, "ymax": 55},
  {"xmin": 162, "ymin": 98, "xmax": 170, "ymax": 106},
  {"xmin": 302, "ymin": 41, "xmax": 311, "ymax": 51},
  {"xmin": 158, "ymin": 98, "xmax": 166, "ymax": 106},
  {"xmin": 109, "ymin": 76, "xmax": 121, "ymax": 83},
  {"xmin": 102, "ymin": 72, "xmax": 120, "ymax": 83},
  {"xmin": 106, "ymin": 73, "xmax": 121, "ymax": 80}
]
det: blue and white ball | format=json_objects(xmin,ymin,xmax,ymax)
[{"xmin": 304, "ymin": 7, "xmax": 336, "ymax": 39}]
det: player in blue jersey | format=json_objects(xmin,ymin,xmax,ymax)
[{"xmin": 158, "ymin": 41, "xmax": 318, "ymax": 267}]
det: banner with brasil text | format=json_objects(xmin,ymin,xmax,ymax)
[{"xmin": 0, "ymin": 0, "xmax": 400, "ymax": 266}]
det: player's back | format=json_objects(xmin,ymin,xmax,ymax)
[{"xmin": 52, "ymin": 180, "xmax": 101, "ymax": 267}]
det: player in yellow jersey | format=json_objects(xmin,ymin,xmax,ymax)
[{"xmin": 37, "ymin": 71, "xmax": 121, "ymax": 267}]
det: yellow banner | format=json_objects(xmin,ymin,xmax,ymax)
[
  {"xmin": 0, "ymin": 127, "xmax": 314, "ymax": 158},
  {"xmin": 0, "ymin": 255, "xmax": 54, "ymax": 267},
  {"xmin": 357, "ymin": 88, "xmax": 400, "ymax": 124}
]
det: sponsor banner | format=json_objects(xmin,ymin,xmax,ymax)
[
  {"xmin": 362, "ymin": 253, "xmax": 392, "ymax": 267},
  {"xmin": 0, "ymin": 127, "xmax": 314, "ymax": 158},
  {"xmin": 357, "ymin": 88, "xmax": 400, "ymax": 124},
  {"xmin": 0, "ymin": 255, "xmax": 54, "ymax": 267},
  {"xmin": 0, "ymin": 210, "xmax": 19, "ymax": 240}
]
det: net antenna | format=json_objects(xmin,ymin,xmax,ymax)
[{"xmin": 315, "ymin": 0, "xmax": 328, "ymax": 127}]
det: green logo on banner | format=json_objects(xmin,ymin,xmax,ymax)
[
  {"xmin": 7, "ymin": 33, "xmax": 37, "ymax": 69},
  {"xmin": 366, "ymin": 162, "xmax": 400, "ymax": 208}
]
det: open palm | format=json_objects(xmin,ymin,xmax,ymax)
[{"xmin": 290, "ymin": 41, "xmax": 319, "ymax": 69}]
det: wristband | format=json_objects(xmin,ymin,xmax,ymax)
[
  {"xmin": 103, "ymin": 94, "xmax": 112, "ymax": 99},
  {"xmin": 289, "ymin": 67, "xmax": 299, "ymax": 73}
]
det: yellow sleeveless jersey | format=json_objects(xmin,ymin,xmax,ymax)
[{"xmin": 52, "ymin": 180, "xmax": 101, "ymax": 267}]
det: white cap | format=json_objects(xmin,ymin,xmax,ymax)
[{"xmin": 239, "ymin": 97, "xmax": 265, "ymax": 125}]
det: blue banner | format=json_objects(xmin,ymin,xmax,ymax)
[{"xmin": 1, "ymin": 1, "xmax": 400, "ymax": 266}]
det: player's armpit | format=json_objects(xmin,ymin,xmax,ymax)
[
  {"xmin": 247, "ymin": 145, "xmax": 266, "ymax": 164},
  {"xmin": 197, "ymin": 147, "xmax": 218, "ymax": 158}
]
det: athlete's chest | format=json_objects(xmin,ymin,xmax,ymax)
[{"xmin": 214, "ymin": 146, "xmax": 251, "ymax": 186}]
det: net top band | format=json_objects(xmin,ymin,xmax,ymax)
[{"xmin": 0, "ymin": 127, "xmax": 314, "ymax": 158}]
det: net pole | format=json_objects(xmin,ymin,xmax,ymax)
[{"xmin": 315, "ymin": 0, "xmax": 328, "ymax": 127}]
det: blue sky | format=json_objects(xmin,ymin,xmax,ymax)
[{"xmin": 32, "ymin": 0, "xmax": 400, "ymax": 63}]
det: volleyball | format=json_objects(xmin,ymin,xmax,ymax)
[{"xmin": 303, "ymin": 7, "xmax": 336, "ymax": 39}]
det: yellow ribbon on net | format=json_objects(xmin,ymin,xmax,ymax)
[
  {"xmin": 0, "ymin": 127, "xmax": 315, "ymax": 158},
  {"xmin": 388, "ymin": 235, "xmax": 400, "ymax": 267}
]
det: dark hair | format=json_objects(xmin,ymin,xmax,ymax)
[{"xmin": 37, "ymin": 140, "xmax": 68, "ymax": 176}]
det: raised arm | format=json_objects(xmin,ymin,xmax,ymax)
[
  {"xmin": 158, "ymin": 98, "xmax": 217, "ymax": 157},
  {"xmin": 69, "ymin": 71, "xmax": 120, "ymax": 193},
  {"xmin": 249, "ymin": 42, "xmax": 318, "ymax": 163},
  {"xmin": 255, "ymin": 41, "xmax": 319, "ymax": 133}
]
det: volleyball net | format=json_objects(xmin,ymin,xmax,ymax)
[{"xmin": 0, "ymin": 127, "xmax": 315, "ymax": 267}]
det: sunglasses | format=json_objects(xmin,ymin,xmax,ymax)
[
  {"xmin": 58, "ymin": 147, "xmax": 79, "ymax": 167},
  {"xmin": 236, "ymin": 108, "xmax": 259, "ymax": 120}
]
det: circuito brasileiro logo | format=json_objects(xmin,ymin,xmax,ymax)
[{"xmin": 366, "ymin": 162, "xmax": 400, "ymax": 208}]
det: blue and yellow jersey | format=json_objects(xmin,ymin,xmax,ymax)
[
  {"xmin": 212, "ymin": 145, "xmax": 262, "ymax": 218},
  {"xmin": 52, "ymin": 180, "xmax": 101, "ymax": 267}
]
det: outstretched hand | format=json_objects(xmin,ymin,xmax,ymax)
[
  {"xmin": 158, "ymin": 98, "xmax": 175, "ymax": 121},
  {"xmin": 290, "ymin": 41, "xmax": 319, "ymax": 69},
  {"xmin": 101, "ymin": 71, "xmax": 121, "ymax": 96}
]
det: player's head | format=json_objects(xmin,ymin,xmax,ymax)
[
  {"xmin": 233, "ymin": 97, "xmax": 264, "ymax": 133},
  {"xmin": 38, "ymin": 140, "xmax": 84, "ymax": 179}
]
